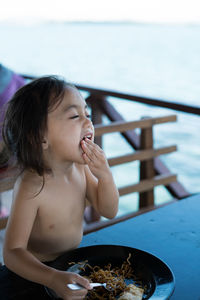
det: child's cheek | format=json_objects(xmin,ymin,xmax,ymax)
[{"xmin": 81, "ymin": 140, "xmax": 86, "ymax": 151}]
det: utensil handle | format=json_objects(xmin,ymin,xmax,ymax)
[
  {"xmin": 67, "ymin": 283, "xmax": 84, "ymax": 290},
  {"xmin": 67, "ymin": 283, "xmax": 103, "ymax": 290}
]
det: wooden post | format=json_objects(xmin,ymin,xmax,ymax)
[
  {"xmin": 86, "ymin": 94, "xmax": 103, "ymax": 147},
  {"xmin": 139, "ymin": 117, "xmax": 155, "ymax": 208},
  {"xmin": 85, "ymin": 94, "xmax": 104, "ymax": 223}
]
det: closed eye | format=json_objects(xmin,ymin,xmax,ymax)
[
  {"xmin": 70, "ymin": 115, "xmax": 79, "ymax": 119},
  {"xmin": 70, "ymin": 114, "xmax": 91, "ymax": 120}
]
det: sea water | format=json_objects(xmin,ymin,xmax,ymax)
[{"xmin": 0, "ymin": 22, "xmax": 199, "ymax": 215}]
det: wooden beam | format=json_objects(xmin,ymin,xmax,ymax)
[
  {"xmin": 94, "ymin": 115, "xmax": 177, "ymax": 136},
  {"xmin": 108, "ymin": 145, "xmax": 177, "ymax": 166},
  {"xmin": 118, "ymin": 174, "xmax": 177, "ymax": 196}
]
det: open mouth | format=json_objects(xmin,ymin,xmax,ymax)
[
  {"xmin": 82, "ymin": 133, "xmax": 93, "ymax": 141},
  {"xmin": 80, "ymin": 133, "xmax": 93, "ymax": 147}
]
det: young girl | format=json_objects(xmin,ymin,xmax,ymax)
[{"xmin": 0, "ymin": 76, "xmax": 119, "ymax": 299}]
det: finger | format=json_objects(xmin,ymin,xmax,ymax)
[
  {"xmin": 72, "ymin": 273, "xmax": 92, "ymax": 290},
  {"xmin": 85, "ymin": 139, "xmax": 105, "ymax": 157},
  {"xmin": 85, "ymin": 138, "xmax": 95, "ymax": 145},
  {"xmin": 84, "ymin": 139, "xmax": 103, "ymax": 157},
  {"xmin": 81, "ymin": 141, "xmax": 96, "ymax": 160},
  {"xmin": 82, "ymin": 152, "xmax": 92, "ymax": 164},
  {"xmin": 85, "ymin": 138, "xmax": 102, "ymax": 152},
  {"xmin": 84, "ymin": 141, "xmax": 106, "ymax": 164}
]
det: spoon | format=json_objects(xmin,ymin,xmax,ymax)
[{"xmin": 67, "ymin": 283, "xmax": 107, "ymax": 290}]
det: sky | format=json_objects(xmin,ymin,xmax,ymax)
[{"xmin": 0, "ymin": 0, "xmax": 200, "ymax": 23}]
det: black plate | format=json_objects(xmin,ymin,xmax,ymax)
[{"xmin": 45, "ymin": 245, "xmax": 175, "ymax": 299}]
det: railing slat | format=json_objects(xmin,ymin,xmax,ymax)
[
  {"xmin": 108, "ymin": 145, "xmax": 177, "ymax": 166},
  {"xmin": 94, "ymin": 115, "xmax": 177, "ymax": 136},
  {"xmin": 118, "ymin": 174, "xmax": 177, "ymax": 196}
]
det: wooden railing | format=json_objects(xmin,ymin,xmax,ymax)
[
  {"xmin": 95, "ymin": 115, "xmax": 177, "ymax": 199},
  {"xmin": 83, "ymin": 114, "xmax": 178, "ymax": 234},
  {"xmin": 85, "ymin": 94, "xmax": 191, "ymax": 201},
  {"xmin": 1, "ymin": 75, "xmax": 197, "ymax": 232}
]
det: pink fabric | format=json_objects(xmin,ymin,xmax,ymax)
[
  {"xmin": 0, "ymin": 73, "xmax": 25, "ymax": 141},
  {"xmin": 0, "ymin": 73, "xmax": 25, "ymax": 107}
]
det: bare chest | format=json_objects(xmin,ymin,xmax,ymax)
[
  {"xmin": 28, "ymin": 170, "xmax": 87, "ymax": 257},
  {"xmin": 37, "ymin": 176, "xmax": 86, "ymax": 230}
]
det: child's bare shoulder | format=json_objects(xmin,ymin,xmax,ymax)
[{"xmin": 13, "ymin": 169, "xmax": 44, "ymax": 201}]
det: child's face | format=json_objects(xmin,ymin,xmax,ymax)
[{"xmin": 44, "ymin": 87, "xmax": 94, "ymax": 165}]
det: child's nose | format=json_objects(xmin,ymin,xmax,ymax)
[{"xmin": 83, "ymin": 116, "xmax": 93, "ymax": 127}]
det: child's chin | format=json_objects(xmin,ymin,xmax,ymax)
[
  {"xmin": 77, "ymin": 157, "xmax": 86, "ymax": 165},
  {"xmin": 77, "ymin": 153, "xmax": 86, "ymax": 165}
]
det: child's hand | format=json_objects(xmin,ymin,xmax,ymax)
[
  {"xmin": 81, "ymin": 138, "xmax": 111, "ymax": 179},
  {"xmin": 49, "ymin": 270, "xmax": 91, "ymax": 300}
]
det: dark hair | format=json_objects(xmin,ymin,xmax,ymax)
[{"xmin": 2, "ymin": 75, "xmax": 73, "ymax": 176}]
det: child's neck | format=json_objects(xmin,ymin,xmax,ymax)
[{"xmin": 47, "ymin": 161, "xmax": 75, "ymax": 180}]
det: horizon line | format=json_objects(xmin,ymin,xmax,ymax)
[{"xmin": 0, "ymin": 19, "xmax": 200, "ymax": 26}]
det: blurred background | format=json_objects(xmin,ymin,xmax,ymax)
[{"xmin": 0, "ymin": 0, "xmax": 200, "ymax": 215}]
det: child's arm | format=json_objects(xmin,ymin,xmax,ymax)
[
  {"xmin": 81, "ymin": 138, "xmax": 119, "ymax": 219},
  {"xmin": 3, "ymin": 178, "xmax": 91, "ymax": 299}
]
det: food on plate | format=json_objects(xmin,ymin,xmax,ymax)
[
  {"xmin": 69, "ymin": 254, "xmax": 145, "ymax": 299},
  {"xmin": 118, "ymin": 284, "xmax": 144, "ymax": 300}
]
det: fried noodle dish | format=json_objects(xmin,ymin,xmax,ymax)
[{"xmin": 69, "ymin": 253, "xmax": 145, "ymax": 299}]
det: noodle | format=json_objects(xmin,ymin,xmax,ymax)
[{"xmin": 69, "ymin": 254, "xmax": 144, "ymax": 299}]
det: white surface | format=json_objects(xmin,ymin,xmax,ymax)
[{"xmin": 67, "ymin": 283, "xmax": 106, "ymax": 290}]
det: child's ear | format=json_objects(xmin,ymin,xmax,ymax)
[{"xmin": 42, "ymin": 139, "xmax": 49, "ymax": 150}]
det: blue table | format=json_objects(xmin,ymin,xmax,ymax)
[{"xmin": 80, "ymin": 194, "xmax": 200, "ymax": 300}]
